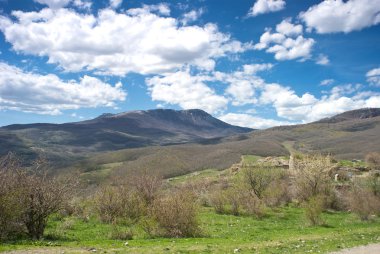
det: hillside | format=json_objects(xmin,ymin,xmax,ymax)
[
  {"xmin": 1, "ymin": 108, "xmax": 380, "ymax": 174},
  {"xmin": 0, "ymin": 109, "xmax": 252, "ymax": 164},
  {"xmin": 75, "ymin": 108, "xmax": 380, "ymax": 182}
]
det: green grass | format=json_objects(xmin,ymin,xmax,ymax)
[
  {"xmin": 1, "ymin": 206, "xmax": 380, "ymax": 253},
  {"xmin": 167, "ymin": 168, "xmax": 225, "ymax": 185},
  {"xmin": 241, "ymin": 155, "xmax": 261, "ymax": 164},
  {"xmin": 338, "ymin": 159, "xmax": 367, "ymax": 168}
]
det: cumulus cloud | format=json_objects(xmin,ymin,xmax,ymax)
[
  {"xmin": 300, "ymin": 0, "xmax": 380, "ymax": 34},
  {"xmin": 146, "ymin": 63, "xmax": 379, "ymax": 126},
  {"xmin": 260, "ymin": 84, "xmax": 318, "ymax": 121},
  {"xmin": 219, "ymin": 113, "xmax": 293, "ymax": 129},
  {"xmin": 217, "ymin": 64, "xmax": 273, "ymax": 106},
  {"xmin": 367, "ymin": 67, "xmax": 380, "ymax": 87},
  {"xmin": 258, "ymin": 82, "xmax": 380, "ymax": 122},
  {"xmin": 254, "ymin": 19, "xmax": 315, "ymax": 61},
  {"xmin": 146, "ymin": 69, "xmax": 228, "ymax": 114},
  {"xmin": 0, "ymin": 62, "xmax": 126, "ymax": 115},
  {"xmin": 0, "ymin": 7, "xmax": 251, "ymax": 76},
  {"xmin": 181, "ymin": 9, "xmax": 204, "ymax": 25},
  {"xmin": 316, "ymin": 54, "xmax": 330, "ymax": 65},
  {"xmin": 248, "ymin": 0, "xmax": 286, "ymax": 17}
]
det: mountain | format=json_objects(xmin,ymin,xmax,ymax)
[
  {"xmin": 2, "ymin": 108, "xmax": 380, "ymax": 174},
  {"xmin": 74, "ymin": 108, "xmax": 380, "ymax": 181},
  {"xmin": 0, "ymin": 109, "xmax": 252, "ymax": 164}
]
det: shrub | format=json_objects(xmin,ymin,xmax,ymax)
[
  {"xmin": 242, "ymin": 166, "xmax": 285, "ymax": 199},
  {"xmin": 347, "ymin": 182, "xmax": 380, "ymax": 220},
  {"xmin": 293, "ymin": 154, "xmax": 333, "ymax": 203},
  {"xmin": 94, "ymin": 185, "xmax": 146, "ymax": 224},
  {"xmin": 263, "ymin": 178, "xmax": 291, "ymax": 207},
  {"xmin": 365, "ymin": 152, "xmax": 380, "ymax": 170},
  {"xmin": 209, "ymin": 191, "xmax": 227, "ymax": 214},
  {"xmin": 0, "ymin": 153, "xmax": 75, "ymax": 240},
  {"xmin": 239, "ymin": 191, "xmax": 266, "ymax": 218},
  {"xmin": 94, "ymin": 186, "xmax": 125, "ymax": 223},
  {"xmin": 304, "ymin": 195, "xmax": 325, "ymax": 226},
  {"xmin": 367, "ymin": 173, "xmax": 380, "ymax": 197},
  {"xmin": 129, "ymin": 171, "xmax": 162, "ymax": 204},
  {"xmin": 225, "ymin": 188, "xmax": 241, "ymax": 216},
  {"xmin": 150, "ymin": 190, "xmax": 201, "ymax": 238},
  {"xmin": 0, "ymin": 164, "xmax": 24, "ymax": 240}
]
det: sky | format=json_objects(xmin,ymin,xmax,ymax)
[{"xmin": 0, "ymin": 0, "xmax": 379, "ymax": 128}]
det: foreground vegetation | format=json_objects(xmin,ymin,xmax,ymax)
[
  {"xmin": 1, "ymin": 206, "xmax": 380, "ymax": 253},
  {"xmin": 1, "ymin": 152, "xmax": 380, "ymax": 253}
]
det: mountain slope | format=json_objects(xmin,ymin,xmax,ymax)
[
  {"xmin": 316, "ymin": 108, "xmax": 380, "ymax": 124},
  {"xmin": 75, "ymin": 108, "xmax": 380, "ymax": 181},
  {"xmin": 0, "ymin": 109, "xmax": 252, "ymax": 164}
]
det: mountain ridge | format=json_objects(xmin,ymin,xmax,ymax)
[{"xmin": 0, "ymin": 109, "xmax": 253, "ymax": 164}]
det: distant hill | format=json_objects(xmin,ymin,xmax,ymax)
[
  {"xmin": 316, "ymin": 108, "xmax": 380, "ymax": 123},
  {"xmin": 1, "ymin": 108, "xmax": 380, "ymax": 175},
  {"xmin": 63, "ymin": 108, "xmax": 380, "ymax": 184},
  {"xmin": 0, "ymin": 109, "xmax": 252, "ymax": 164}
]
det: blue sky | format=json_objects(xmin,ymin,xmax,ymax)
[{"xmin": 0, "ymin": 0, "xmax": 379, "ymax": 128}]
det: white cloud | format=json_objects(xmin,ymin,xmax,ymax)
[
  {"xmin": 72, "ymin": 0, "xmax": 92, "ymax": 10},
  {"xmin": 275, "ymin": 19, "xmax": 302, "ymax": 36},
  {"xmin": 218, "ymin": 64, "xmax": 272, "ymax": 106},
  {"xmin": 147, "ymin": 63, "xmax": 379, "ymax": 125},
  {"xmin": 248, "ymin": 0, "xmax": 286, "ymax": 17},
  {"xmin": 258, "ymin": 82, "xmax": 380, "ymax": 122},
  {"xmin": 34, "ymin": 0, "xmax": 91, "ymax": 9},
  {"xmin": 34, "ymin": 0, "xmax": 71, "ymax": 9},
  {"xmin": 300, "ymin": 0, "xmax": 380, "ymax": 34},
  {"xmin": 320, "ymin": 79, "xmax": 334, "ymax": 86},
  {"xmin": 242, "ymin": 63, "xmax": 273, "ymax": 75},
  {"xmin": 146, "ymin": 69, "xmax": 228, "ymax": 114},
  {"xmin": 0, "ymin": 62, "xmax": 126, "ymax": 115},
  {"xmin": 316, "ymin": 54, "xmax": 330, "ymax": 65},
  {"xmin": 260, "ymin": 84, "xmax": 318, "ymax": 121},
  {"xmin": 0, "ymin": 7, "xmax": 251, "ymax": 76},
  {"xmin": 366, "ymin": 67, "xmax": 380, "ymax": 87},
  {"xmin": 127, "ymin": 3, "xmax": 171, "ymax": 16},
  {"xmin": 219, "ymin": 113, "xmax": 293, "ymax": 129},
  {"xmin": 181, "ymin": 9, "xmax": 203, "ymax": 25},
  {"xmin": 110, "ymin": 0, "xmax": 122, "ymax": 9},
  {"xmin": 254, "ymin": 20, "xmax": 315, "ymax": 61}
]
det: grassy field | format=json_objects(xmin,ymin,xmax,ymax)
[
  {"xmin": 2, "ymin": 154, "xmax": 380, "ymax": 253},
  {"xmin": 1, "ymin": 205, "xmax": 380, "ymax": 253}
]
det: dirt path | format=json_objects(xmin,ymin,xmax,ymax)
[{"xmin": 330, "ymin": 243, "xmax": 380, "ymax": 254}]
